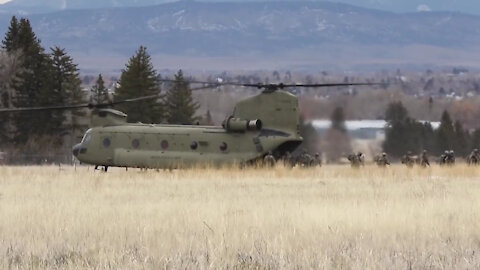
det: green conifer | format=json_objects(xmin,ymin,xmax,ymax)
[
  {"xmin": 330, "ymin": 106, "xmax": 347, "ymax": 133},
  {"xmin": 2, "ymin": 16, "xmax": 19, "ymax": 51},
  {"xmin": 115, "ymin": 46, "xmax": 162, "ymax": 123},
  {"xmin": 471, "ymin": 129, "xmax": 480, "ymax": 149},
  {"xmin": 453, "ymin": 120, "xmax": 469, "ymax": 156},
  {"xmin": 435, "ymin": 110, "xmax": 456, "ymax": 154},
  {"xmin": 9, "ymin": 18, "xmax": 53, "ymax": 144},
  {"xmin": 164, "ymin": 70, "xmax": 200, "ymax": 124},
  {"xmin": 48, "ymin": 47, "xmax": 86, "ymax": 144},
  {"xmin": 90, "ymin": 74, "xmax": 109, "ymax": 104}
]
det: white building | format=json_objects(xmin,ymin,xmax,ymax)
[{"xmin": 311, "ymin": 120, "xmax": 440, "ymax": 140}]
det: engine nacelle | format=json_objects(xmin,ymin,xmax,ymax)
[{"xmin": 223, "ymin": 116, "xmax": 262, "ymax": 132}]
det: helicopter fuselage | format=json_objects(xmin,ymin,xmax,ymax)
[
  {"xmin": 73, "ymin": 124, "xmax": 302, "ymax": 168},
  {"xmin": 72, "ymin": 90, "xmax": 303, "ymax": 169}
]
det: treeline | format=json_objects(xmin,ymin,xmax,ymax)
[
  {"xmin": 383, "ymin": 102, "xmax": 480, "ymax": 158},
  {"xmin": 0, "ymin": 16, "xmax": 201, "ymax": 163},
  {"xmin": 113, "ymin": 46, "xmax": 200, "ymax": 125},
  {"xmin": 0, "ymin": 16, "xmax": 86, "ymax": 160}
]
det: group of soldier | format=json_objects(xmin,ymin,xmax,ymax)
[
  {"xmin": 263, "ymin": 148, "xmax": 480, "ymax": 168},
  {"xmin": 373, "ymin": 148, "xmax": 479, "ymax": 168},
  {"xmin": 264, "ymin": 150, "xmax": 322, "ymax": 168}
]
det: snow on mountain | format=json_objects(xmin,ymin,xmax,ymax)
[{"xmin": 1, "ymin": 1, "xmax": 480, "ymax": 71}]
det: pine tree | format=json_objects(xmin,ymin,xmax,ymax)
[
  {"xmin": 0, "ymin": 51, "xmax": 21, "ymax": 146},
  {"xmin": 472, "ymin": 129, "xmax": 480, "ymax": 149},
  {"xmin": 435, "ymin": 110, "xmax": 456, "ymax": 154},
  {"xmin": 330, "ymin": 106, "xmax": 347, "ymax": 133},
  {"xmin": 200, "ymin": 109, "xmax": 214, "ymax": 125},
  {"xmin": 453, "ymin": 120, "xmax": 469, "ymax": 157},
  {"xmin": 419, "ymin": 122, "xmax": 436, "ymax": 152},
  {"xmin": 69, "ymin": 73, "xmax": 87, "ymax": 145},
  {"xmin": 48, "ymin": 47, "xmax": 86, "ymax": 145},
  {"xmin": 323, "ymin": 106, "xmax": 351, "ymax": 162},
  {"xmin": 2, "ymin": 16, "xmax": 19, "ymax": 51},
  {"xmin": 8, "ymin": 18, "xmax": 53, "ymax": 145},
  {"xmin": 383, "ymin": 102, "xmax": 432, "ymax": 157},
  {"xmin": 90, "ymin": 74, "xmax": 109, "ymax": 104},
  {"xmin": 115, "ymin": 46, "xmax": 162, "ymax": 123},
  {"xmin": 164, "ymin": 70, "xmax": 200, "ymax": 124},
  {"xmin": 385, "ymin": 101, "xmax": 408, "ymax": 123},
  {"xmin": 298, "ymin": 115, "xmax": 320, "ymax": 154}
]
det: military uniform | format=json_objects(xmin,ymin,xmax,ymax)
[
  {"xmin": 298, "ymin": 150, "xmax": 313, "ymax": 167},
  {"xmin": 467, "ymin": 149, "xmax": 479, "ymax": 165},
  {"xmin": 348, "ymin": 152, "xmax": 365, "ymax": 168},
  {"xmin": 376, "ymin": 153, "xmax": 390, "ymax": 167},
  {"xmin": 446, "ymin": 150, "xmax": 455, "ymax": 165},
  {"xmin": 421, "ymin": 150, "xmax": 430, "ymax": 167},
  {"xmin": 312, "ymin": 153, "xmax": 322, "ymax": 167},
  {"xmin": 402, "ymin": 151, "xmax": 415, "ymax": 168},
  {"xmin": 283, "ymin": 151, "xmax": 294, "ymax": 167}
]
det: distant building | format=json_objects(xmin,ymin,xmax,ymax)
[{"xmin": 311, "ymin": 120, "xmax": 440, "ymax": 140}]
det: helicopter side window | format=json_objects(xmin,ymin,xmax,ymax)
[
  {"xmin": 219, "ymin": 142, "xmax": 228, "ymax": 152},
  {"xmin": 132, "ymin": 139, "xmax": 140, "ymax": 149},
  {"xmin": 103, "ymin": 138, "xmax": 111, "ymax": 148},
  {"xmin": 161, "ymin": 140, "xmax": 169, "ymax": 150},
  {"xmin": 190, "ymin": 141, "xmax": 198, "ymax": 150}
]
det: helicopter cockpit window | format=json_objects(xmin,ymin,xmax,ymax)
[
  {"xmin": 103, "ymin": 138, "xmax": 111, "ymax": 148},
  {"xmin": 132, "ymin": 139, "xmax": 140, "ymax": 149},
  {"xmin": 81, "ymin": 129, "xmax": 92, "ymax": 144},
  {"xmin": 219, "ymin": 142, "xmax": 228, "ymax": 151},
  {"xmin": 190, "ymin": 141, "xmax": 198, "ymax": 150}
]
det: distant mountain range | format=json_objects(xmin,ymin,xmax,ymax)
[
  {"xmin": 1, "ymin": 1, "xmax": 480, "ymax": 72},
  {"xmin": 2, "ymin": 0, "xmax": 480, "ymax": 15}
]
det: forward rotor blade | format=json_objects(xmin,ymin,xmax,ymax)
[
  {"xmin": 0, "ymin": 103, "xmax": 90, "ymax": 113},
  {"xmin": 0, "ymin": 93, "xmax": 163, "ymax": 113}
]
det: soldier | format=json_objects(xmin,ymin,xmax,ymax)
[
  {"xmin": 347, "ymin": 154, "xmax": 359, "ymax": 167},
  {"xmin": 283, "ymin": 151, "xmax": 295, "ymax": 167},
  {"xmin": 357, "ymin": 152, "xmax": 365, "ymax": 166},
  {"xmin": 439, "ymin": 150, "xmax": 449, "ymax": 165},
  {"xmin": 375, "ymin": 152, "xmax": 390, "ymax": 167},
  {"xmin": 467, "ymin": 149, "xmax": 479, "ymax": 165},
  {"xmin": 402, "ymin": 151, "xmax": 415, "ymax": 168},
  {"xmin": 312, "ymin": 153, "xmax": 322, "ymax": 167},
  {"xmin": 420, "ymin": 150, "xmax": 430, "ymax": 167},
  {"xmin": 348, "ymin": 152, "xmax": 364, "ymax": 168},
  {"xmin": 447, "ymin": 150, "xmax": 455, "ymax": 165},
  {"xmin": 264, "ymin": 151, "xmax": 276, "ymax": 167},
  {"xmin": 298, "ymin": 149, "xmax": 313, "ymax": 167}
]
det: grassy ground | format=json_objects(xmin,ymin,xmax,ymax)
[{"xmin": 0, "ymin": 165, "xmax": 479, "ymax": 269}]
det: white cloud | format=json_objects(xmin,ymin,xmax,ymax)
[
  {"xmin": 417, "ymin": 4, "xmax": 432, "ymax": 12},
  {"xmin": 0, "ymin": 0, "xmax": 12, "ymax": 3}
]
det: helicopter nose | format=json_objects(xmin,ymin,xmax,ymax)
[{"xmin": 72, "ymin": 144, "xmax": 81, "ymax": 157}]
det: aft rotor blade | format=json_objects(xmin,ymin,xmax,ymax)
[
  {"xmin": 160, "ymin": 79, "xmax": 383, "ymax": 90},
  {"xmin": 108, "ymin": 94, "xmax": 161, "ymax": 106},
  {"xmin": 281, "ymin": 82, "xmax": 383, "ymax": 88}
]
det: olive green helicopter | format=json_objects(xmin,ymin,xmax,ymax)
[{"xmin": 1, "ymin": 80, "xmax": 378, "ymax": 171}]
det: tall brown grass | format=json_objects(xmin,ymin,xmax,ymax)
[{"xmin": 0, "ymin": 165, "xmax": 479, "ymax": 269}]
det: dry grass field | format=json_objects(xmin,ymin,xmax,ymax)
[{"xmin": 0, "ymin": 165, "xmax": 479, "ymax": 269}]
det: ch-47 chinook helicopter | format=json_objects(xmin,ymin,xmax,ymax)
[{"xmin": 1, "ymin": 80, "xmax": 378, "ymax": 170}]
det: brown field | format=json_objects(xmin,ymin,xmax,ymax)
[{"xmin": 1, "ymin": 165, "xmax": 480, "ymax": 269}]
